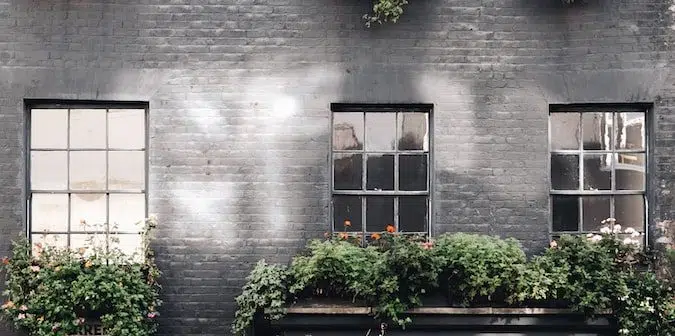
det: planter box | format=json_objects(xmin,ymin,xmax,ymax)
[{"xmin": 255, "ymin": 305, "xmax": 616, "ymax": 336}]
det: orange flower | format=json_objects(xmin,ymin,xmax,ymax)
[
  {"xmin": 1, "ymin": 257, "xmax": 9, "ymax": 265},
  {"xmin": 344, "ymin": 220, "xmax": 352, "ymax": 227},
  {"xmin": 386, "ymin": 224, "xmax": 395, "ymax": 233},
  {"xmin": 421, "ymin": 242, "xmax": 434, "ymax": 250},
  {"xmin": 371, "ymin": 233, "xmax": 381, "ymax": 240},
  {"xmin": 84, "ymin": 260, "xmax": 93, "ymax": 268},
  {"xmin": 1, "ymin": 301, "xmax": 15, "ymax": 310},
  {"xmin": 338, "ymin": 232, "xmax": 349, "ymax": 240},
  {"xmin": 323, "ymin": 232, "xmax": 330, "ymax": 238}
]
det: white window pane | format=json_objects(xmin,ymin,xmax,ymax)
[
  {"xmin": 71, "ymin": 193, "xmax": 107, "ymax": 231},
  {"xmin": 31, "ymin": 234, "xmax": 67, "ymax": 254},
  {"xmin": 31, "ymin": 151, "xmax": 68, "ymax": 190},
  {"xmin": 108, "ymin": 151, "xmax": 145, "ymax": 191},
  {"xmin": 109, "ymin": 194, "xmax": 145, "ymax": 233},
  {"xmin": 70, "ymin": 234, "xmax": 107, "ymax": 256},
  {"xmin": 70, "ymin": 151, "xmax": 106, "ymax": 190},
  {"xmin": 110, "ymin": 234, "xmax": 143, "ymax": 262},
  {"xmin": 31, "ymin": 109, "xmax": 68, "ymax": 149},
  {"xmin": 108, "ymin": 109, "xmax": 145, "ymax": 149},
  {"xmin": 31, "ymin": 194, "xmax": 68, "ymax": 233},
  {"xmin": 69, "ymin": 109, "xmax": 106, "ymax": 149}
]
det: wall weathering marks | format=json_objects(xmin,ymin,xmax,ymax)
[{"xmin": 0, "ymin": 0, "xmax": 673, "ymax": 335}]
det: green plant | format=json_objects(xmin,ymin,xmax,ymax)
[
  {"xmin": 364, "ymin": 0, "xmax": 409, "ymax": 27},
  {"xmin": 0, "ymin": 217, "xmax": 161, "ymax": 336}
]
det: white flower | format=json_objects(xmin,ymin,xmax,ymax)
[
  {"xmin": 587, "ymin": 233, "xmax": 595, "ymax": 238},
  {"xmin": 656, "ymin": 236, "xmax": 673, "ymax": 244},
  {"xmin": 619, "ymin": 329, "xmax": 629, "ymax": 335},
  {"xmin": 624, "ymin": 227, "xmax": 636, "ymax": 234},
  {"xmin": 613, "ymin": 224, "xmax": 622, "ymax": 233},
  {"xmin": 600, "ymin": 227, "xmax": 612, "ymax": 234},
  {"xmin": 623, "ymin": 238, "xmax": 639, "ymax": 245},
  {"xmin": 590, "ymin": 235, "xmax": 603, "ymax": 242},
  {"xmin": 631, "ymin": 231, "xmax": 640, "ymax": 238}
]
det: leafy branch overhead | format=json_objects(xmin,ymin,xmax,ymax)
[{"xmin": 364, "ymin": 0, "xmax": 409, "ymax": 27}]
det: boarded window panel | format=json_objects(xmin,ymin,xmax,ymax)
[
  {"xmin": 398, "ymin": 113, "xmax": 428, "ymax": 151},
  {"xmin": 333, "ymin": 196, "xmax": 362, "ymax": 232},
  {"xmin": 366, "ymin": 154, "xmax": 394, "ymax": 191},
  {"xmin": 333, "ymin": 154, "xmax": 362, "ymax": 190},
  {"xmin": 70, "ymin": 234, "xmax": 107, "ymax": 256},
  {"xmin": 71, "ymin": 193, "xmax": 107, "ymax": 230},
  {"xmin": 69, "ymin": 109, "xmax": 106, "ymax": 149},
  {"xmin": 399, "ymin": 196, "xmax": 427, "ymax": 232},
  {"xmin": 110, "ymin": 234, "xmax": 144, "ymax": 262},
  {"xmin": 550, "ymin": 113, "xmax": 580, "ymax": 150},
  {"xmin": 399, "ymin": 154, "xmax": 427, "ymax": 191},
  {"xmin": 550, "ymin": 154, "xmax": 579, "ymax": 190},
  {"xmin": 552, "ymin": 196, "xmax": 579, "ymax": 231},
  {"xmin": 31, "ymin": 151, "xmax": 68, "ymax": 190},
  {"xmin": 366, "ymin": 197, "xmax": 394, "ymax": 232},
  {"xmin": 333, "ymin": 113, "xmax": 363, "ymax": 150},
  {"xmin": 31, "ymin": 234, "xmax": 67, "ymax": 254},
  {"xmin": 31, "ymin": 194, "xmax": 68, "ymax": 233},
  {"xmin": 366, "ymin": 113, "xmax": 396, "ymax": 151},
  {"xmin": 108, "ymin": 109, "xmax": 145, "ymax": 150},
  {"xmin": 108, "ymin": 151, "xmax": 145, "ymax": 191},
  {"xmin": 31, "ymin": 109, "xmax": 68, "ymax": 149},
  {"xmin": 109, "ymin": 194, "xmax": 146, "ymax": 233},
  {"xmin": 70, "ymin": 151, "xmax": 106, "ymax": 190}
]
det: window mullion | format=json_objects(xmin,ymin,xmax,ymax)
[{"xmin": 66, "ymin": 109, "xmax": 71, "ymax": 249}]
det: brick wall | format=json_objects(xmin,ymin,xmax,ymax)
[{"xmin": 0, "ymin": 0, "xmax": 673, "ymax": 335}]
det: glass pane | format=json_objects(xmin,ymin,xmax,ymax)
[
  {"xmin": 110, "ymin": 234, "xmax": 143, "ymax": 262},
  {"xmin": 333, "ymin": 113, "xmax": 363, "ymax": 150},
  {"xmin": 582, "ymin": 112, "xmax": 612, "ymax": 150},
  {"xmin": 582, "ymin": 196, "xmax": 610, "ymax": 231},
  {"xmin": 333, "ymin": 196, "xmax": 362, "ymax": 232},
  {"xmin": 71, "ymin": 193, "xmax": 107, "ymax": 231},
  {"xmin": 399, "ymin": 154, "xmax": 427, "ymax": 191},
  {"xmin": 615, "ymin": 153, "xmax": 645, "ymax": 190},
  {"xmin": 550, "ymin": 113, "xmax": 579, "ymax": 150},
  {"xmin": 615, "ymin": 195, "xmax": 644, "ymax": 232},
  {"xmin": 31, "ymin": 109, "xmax": 68, "ymax": 149},
  {"xmin": 31, "ymin": 234, "xmax": 67, "ymax": 254},
  {"xmin": 550, "ymin": 154, "xmax": 579, "ymax": 190},
  {"xmin": 108, "ymin": 109, "xmax": 145, "ymax": 149},
  {"xmin": 70, "ymin": 234, "xmax": 107, "ymax": 255},
  {"xmin": 31, "ymin": 194, "xmax": 68, "ymax": 233},
  {"xmin": 366, "ymin": 113, "xmax": 396, "ymax": 151},
  {"xmin": 552, "ymin": 196, "xmax": 579, "ymax": 231},
  {"xmin": 333, "ymin": 154, "xmax": 362, "ymax": 190},
  {"xmin": 366, "ymin": 197, "xmax": 394, "ymax": 232},
  {"xmin": 70, "ymin": 151, "xmax": 106, "ymax": 190},
  {"xmin": 398, "ymin": 113, "xmax": 428, "ymax": 151},
  {"xmin": 399, "ymin": 196, "xmax": 427, "ymax": 232},
  {"xmin": 70, "ymin": 109, "xmax": 106, "ymax": 149},
  {"xmin": 367, "ymin": 154, "xmax": 394, "ymax": 191},
  {"xmin": 583, "ymin": 154, "xmax": 611, "ymax": 190},
  {"xmin": 615, "ymin": 112, "xmax": 644, "ymax": 150},
  {"xmin": 31, "ymin": 151, "xmax": 68, "ymax": 190},
  {"xmin": 109, "ymin": 194, "xmax": 146, "ymax": 233},
  {"xmin": 108, "ymin": 151, "xmax": 145, "ymax": 190}
]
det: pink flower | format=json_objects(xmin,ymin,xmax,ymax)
[
  {"xmin": 421, "ymin": 242, "xmax": 434, "ymax": 250},
  {"xmin": 549, "ymin": 240, "xmax": 558, "ymax": 249},
  {"xmin": 19, "ymin": 305, "xmax": 27, "ymax": 312},
  {"xmin": 29, "ymin": 266, "xmax": 40, "ymax": 272},
  {"xmin": 51, "ymin": 323, "xmax": 60, "ymax": 331},
  {"xmin": 17, "ymin": 313, "xmax": 25, "ymax": 320},
  {"xmin": 73, "ymin": 317, "xmax": 85, "ymax": 326},
  {"xmin": 147, "ymin": 312, "xmax": 157, "ymax": 318}
]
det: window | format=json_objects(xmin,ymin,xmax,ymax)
[
  {"xmin": 549, "ymin": 105, "xmax": 647, "ymax": 238},
  {"xmin": 27, "ymin": 102, "xmax": 147, "ymax": 258},
  {"xmin": 330, "ymin": 104, "xmax": 432, "ymax": 241}
]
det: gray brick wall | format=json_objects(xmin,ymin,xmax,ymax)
[{"xmin": 0, "ymin": 0, "xmax": 673, "ymax": 335}]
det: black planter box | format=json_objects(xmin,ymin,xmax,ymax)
[{"xmin": 255, "ymin": 306, "xmax": 616, "ymax": 336}]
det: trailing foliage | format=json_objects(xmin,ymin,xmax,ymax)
[
  {"xmin": 0, "ymin": 218, "xmax": 161, "ymax": 336},
  {"xmin": 233, "ymin": 220, "xmax": 675, "ymax": 336},
  {"xmin": 364, "ymin": 0, "xmax": 409, "ymax": 27}
]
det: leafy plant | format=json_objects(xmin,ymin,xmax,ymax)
[
  {"xmin": 364, "ymin": 0, "xmax": 409, "ymax": 27},
  {"xmin": 0, "ymin": 217, "xmax": 161, "ymax": 336}
]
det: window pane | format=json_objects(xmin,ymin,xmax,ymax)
[
  {"xmin": 109, "ymin": 194, "xmax": 146, "ymax": 233},
  {"xmin": 615, "ymin": 195, "xmax": 644, "ymax": 232},
  {"xmin": 71, "ymin": 193, "xmax": 107, "ymax": 230},
  {"xmin": 399, "ymin": 154, "xmax": 427, "ymax": 191},
  {"xmin": 367, "ymin": 154, "xmax": 394, "ymax": 191},
  {"xmin": 550, "ymin": 154, "xmax": 579, "ymax": 190},
  {"xmin": 333, "ymin": 196, "xmax": 362, "ymax": 232},
  {"xmin": 110, "ymin": 234, "xmax": 143, "ymax": 262},
  {"xmin": 366, "ymin": 197, "xmax": 394, "ymax": 232},
  {"xmin": 552, "ymin": 196, "xmax": 579, "ymax": 231},
  {"xmin": 70, "ymin": 234, "xmax": 107, "ymax": 254},
  {"xmin": 109, "ymin": 109, "xmax": 145, "ymax": 149},
  {"xmin": 366, "ymin": 113, "xmax": 396, "ymax": 151},
  {"xmin": 399, "ymin": 196, "xmax": 427, "ymax": 232},
  {"xmin": 583, "ymin": 154, "xmax": 611, "ymax": 190},
  {"xmin": 69, "ymin": 109, "xmax": 106, "ymax": 149},
  {"xmin": 31, "ymin": 109, "xmax": 68, "ymax": 149},
  {"xmin": 615, "ymin": 153, "xmax": 645, "ymax": 190},
  {"xmin": 398, "ymin": 113, "xmax": 428, "ymax": 151},
  {"xmin": 31, "ymin": 234, "xmax": 67, "ymax": 254},
  {"xmin": 333, "ymin": 154, "xmax": 362, "ymax": 190},
  {"xmin": 582, "ymin": 196, "xmax": 610, "ymax": 231},
  {"xmin": 333, "ymin": 113, "xmax": 363, "ymax": 150},
  {"xmin": 108, "ymin": 151, "xmax": 145, "ymax": 191},
  {"xmin": 31, "ymin": 151, "xmax": 68, "ymax": 190},
  {"xmin": 615, "ymin": 112, "xmax": 644, "ymax": 150},
  {"xmin": 582, "ymin": 112, "xmax": 612, "ymax": 150},
  {"xmin": 31, "ymin": 194, "xmax": 68, "ymax": 233},
  {"xmin": 550, "ymin": 113, "xmax": 579, "ymax": 150},
  {"xmin": 70, "ymin": 151, "xmax": 106, "ymax": 190}
]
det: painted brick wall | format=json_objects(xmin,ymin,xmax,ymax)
[{"xmin": 0, "ymin": 0, "xmax": 673, "ymax": 335}]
